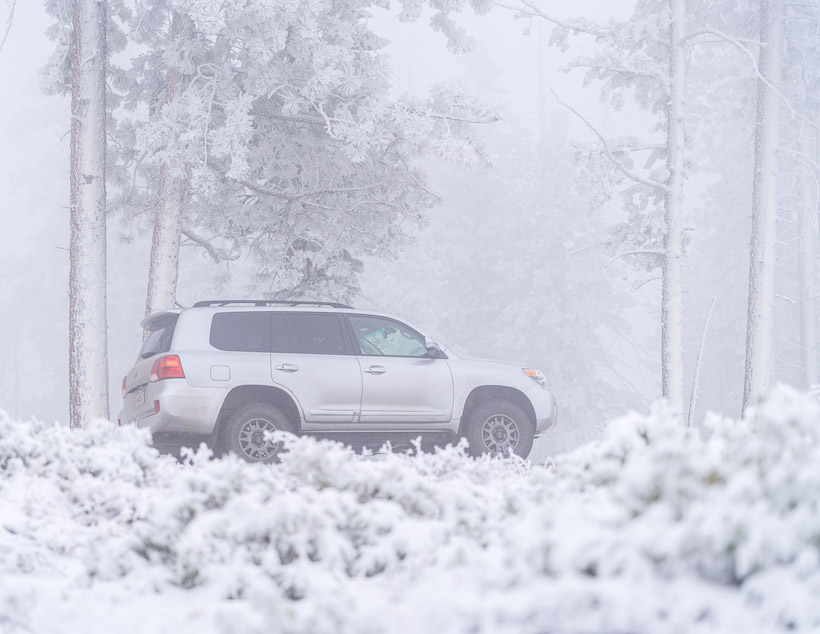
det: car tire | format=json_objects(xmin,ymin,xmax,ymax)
[
  {"xmin": 463, "ymin": 398, "xmax": 534, "ymax": 458},
  {"xmin": 221, "ymin": 403, "xmax": 295, "ymax": 463}
]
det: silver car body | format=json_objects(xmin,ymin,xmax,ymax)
[{"xmin": 120, "ymin": 305, "xmax": 558, "ymax": 439}]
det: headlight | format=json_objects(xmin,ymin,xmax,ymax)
[{"xmin": 523, "ymin": 368, "xmax": 546, "ymax": 387}]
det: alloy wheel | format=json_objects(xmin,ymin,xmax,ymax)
[
  {"xmin": 480, "ymin": 414, "xmax": 520, "ymax": 455},
  {"xmin": 238, "ymin": 417, "xmax": 281, "ymax": 461}
]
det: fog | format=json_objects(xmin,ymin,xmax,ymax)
[{"xmin": 0, "ymin": 0, "xmax": 817, "ymax": 457}]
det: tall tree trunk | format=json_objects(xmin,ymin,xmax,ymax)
[
  {"xmin": 145, "ymin": 167, "xmax": 185, "ymax": 315},
  {"xmin": 145, "ymin": 12, "xmax": 186, "ymax": 316},
  {"xmin": 69, "ymin": 0, "xmax": 109, "ymax": 428},
  {"xmin": 798, "ymin": 129, "xmax": 818, "ymax": 389},
  {"xmin": 662, "ymin": 0, "xmax": 686, "ymax": 411},
  {"xmin": 742, "ymin": 0, "xmax": 785, "ymax": 413}
]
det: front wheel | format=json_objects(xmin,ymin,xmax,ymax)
[
  {"xmin": 221, "ymin": 403, "xmax": 295, "ymax": 463},
  {"xmin": 463, "ymin": 399, "xmax": 534, "ymax": 458}
]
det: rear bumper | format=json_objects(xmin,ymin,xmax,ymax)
[
  {"xmin": 527, "ymin": 386, "xmax": 558, "ymax": 433},
  {"xmin": 122, "ymin": 379, "xmax": 226, "ymax": 436}
]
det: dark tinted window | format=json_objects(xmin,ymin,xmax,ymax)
[
  {"xmin": 139, "ymin": 316, "xmax": 178, "ymax": 359},
  {"xmin": 284, "ymin": 314, "xmax": 347, "ymax": 355},
  {"xmin": 210, "ymin": 312, "xmax": 270, "ymax": 352}
]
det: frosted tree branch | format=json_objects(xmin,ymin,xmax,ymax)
[
  {"xmin": 181, "ymin": 227, "xmax": 237, "ymax": 263},
  {"xmin": 682, "ymin": 27, "xmax": 820, "ymax": 134},
  {"xmin": 550, "ymin": 88, "xmax": 671, "ymax": 193},
  {"xmin": 253, "ymin": 105, "xmax": 499, "ymax": 128},
  {"xmin": 495, "ymin": 0, "xmax": 610, "ymax": 38},
  {"xmin": 0, "ymin": 0, "xmax": 15, "ymax": 52},
  {"xmin": 686, "ymin": 297, "xmax": 717, "ymax": 427},
  {"xmin": 208, "ymin": 160, "xmax": 389, "ymax": 202},
  {"xmin": 605, "ymin": 250, "xmax": 666, "ymax": 267}
]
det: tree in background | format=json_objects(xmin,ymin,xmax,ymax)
[
  {"xmin": 42, "ymin": 0, "xmax": 132, "ymax": 427},
  {"xmin": 500, "ymin": 0, "xmax": 689, "ymax": 410},
  {"xmin": 742, "ymin": 0, "xmax": 786, "ymax": 411}
]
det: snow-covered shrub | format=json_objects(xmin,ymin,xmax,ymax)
[{"xmin": 2, "ymin": 386, "xmax": 820, "ymax": 632}]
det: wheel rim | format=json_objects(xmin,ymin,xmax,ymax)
[
  {"xmin": 238, "ymin": 417, "xmax": 281, "ymax": 461},
  {"xmin": 480, "ymin": 414, "xmax": 520, "ymax": 455}
]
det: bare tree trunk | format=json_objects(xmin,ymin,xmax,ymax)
[
  {"xmin": 69, "ymin": 0, "xmax": 109, "ymax": 428},
  {"xmin": 742, "ymin": 0, "xmax": 785, "ymax": 413},
  {"xmin": 662, "ymin": 0, "xmax": 687, "ymax": 411},
  {"xmin": 798, "ymin": 128, "xmax": 818, "ymax": 389},
  {"xmin": 145, "ymin": 12, "xmax": 186, "ymax": 316}
]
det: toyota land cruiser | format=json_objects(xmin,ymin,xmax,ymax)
[{"xmin": 119, "ymin": 300, "xmax": 558, "ymax": 461}]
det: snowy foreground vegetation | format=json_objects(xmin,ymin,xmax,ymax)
[{"xmin": 2, "ymin": 386, "xmax": 820, "ymax": 633}]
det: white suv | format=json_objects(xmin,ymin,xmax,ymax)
[{"xmin": 120, "ymin": 300, "xmax": 558, "ymax": 461}]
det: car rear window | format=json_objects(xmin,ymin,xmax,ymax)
[
  {"xmin": 284, "ymin": 313, "xmax": 348, "ymax": 355},
  {"xmin": 139, "ymin": 315, "xmax": 178, "ymax": 360},
  {"xmin": 210, "ymin": 312, "xmax": 271, "ymax": 352}
]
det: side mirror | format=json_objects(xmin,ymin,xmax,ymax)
[{"xmin": 425, "ymin": 338, "xmax": 446, "ymax": 359}]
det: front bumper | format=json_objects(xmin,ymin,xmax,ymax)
[
  {"xmin": 122, "ymin": 379, "xmax": 226, "ymax": 436},
  {"xmin": 527, "ymin": 385, "xmax": 558, "ymax": 433}
]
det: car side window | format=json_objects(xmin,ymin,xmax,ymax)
[
  {"xmin": 349, "ymin": 315, "xmax": 428, "ymax": 357},
  {"xmin": 284, "ymin": 314, "xmax": 348, "ymax": 355},
  {"xmin": 210, "ymin": 312, "xmax": 270, "ymax": 352}
]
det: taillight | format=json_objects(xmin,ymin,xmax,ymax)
[
  {"xmin": 121, "ymin": 376, "xmax": 127, "ymax": 398},
  {"xmin": 150, "ymin": 355, "xmax": 185, "ymax": 381}
]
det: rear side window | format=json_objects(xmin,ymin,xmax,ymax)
[
  {"xmin": 284, "ymin": 314, "xmax": 347, "ymax": 355},
  {"xmin": 210, "ymin": 312, "xmax": 270, "ymax": 352},
  {"xmin": 139, "ymin": 316, "xmax": 178, "ymax": 360}
]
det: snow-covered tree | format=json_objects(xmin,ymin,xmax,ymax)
[
  {"xmin": 41, "ymin": 0, "xmax": 129, "ymax": 427},
  {"xmin": 501, "ymin": 0, "xmax": 689, "ymax": 410},
  {"xmin": 111, "ymin": 0, "xmax": 496, "ymax": 310},
  {"xmin": 742, "ymin": 0, "xmax": 786, "ymax": 411}
]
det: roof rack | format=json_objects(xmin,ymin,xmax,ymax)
[{"xmin": 192, "ymin": 300, "xmax": 353, "ymax": 309}]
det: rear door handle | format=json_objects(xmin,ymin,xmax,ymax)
[
  {"xmin": 363, "ymin": 365, "xmax": 386, "ymax": 375},
  {"xmin": 275, "ymin": 363, "xmax": 299, "ymax": 373}
]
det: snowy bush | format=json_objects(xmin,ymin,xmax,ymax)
[{"xmin": 2, "ymin": 386, "xmax": 820, "ymax": 632}]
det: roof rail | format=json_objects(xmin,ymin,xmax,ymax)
[{"xmin": 192, "ymin": 300, "xmax": 353, "ymax": 309}]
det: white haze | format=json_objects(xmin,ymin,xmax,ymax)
[{"xmin": 0, "ymin": 0, "xmax": 813, "ymax": 451}]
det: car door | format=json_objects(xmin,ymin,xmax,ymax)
[
  {"xmin": 269, "ymin": 312, "xmax": 362, "ymax": 424},
  {"xmin": 346, "ymin": 314, "xmax": 454, "ymax": 423}
]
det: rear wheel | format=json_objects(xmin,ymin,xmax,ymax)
[
  {"xmin": 221, "ymin": 403, "xmax": 295, "ymax": 463},
  {"xmin": 463, "ymin": 399, "xmax": 534, "ymax": 458}
]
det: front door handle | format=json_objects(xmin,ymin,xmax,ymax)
[
  {"xmin": 363, "ymin": 365, "xmax": 386, "ymax": 375},
  {"xmin": 275, "ymin": 363, "xmax": 299, "ymax": 373}
]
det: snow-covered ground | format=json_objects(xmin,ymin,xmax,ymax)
[{"xmin": 2, "ymin": 386, "xmax": 820, "ymax": 633}]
